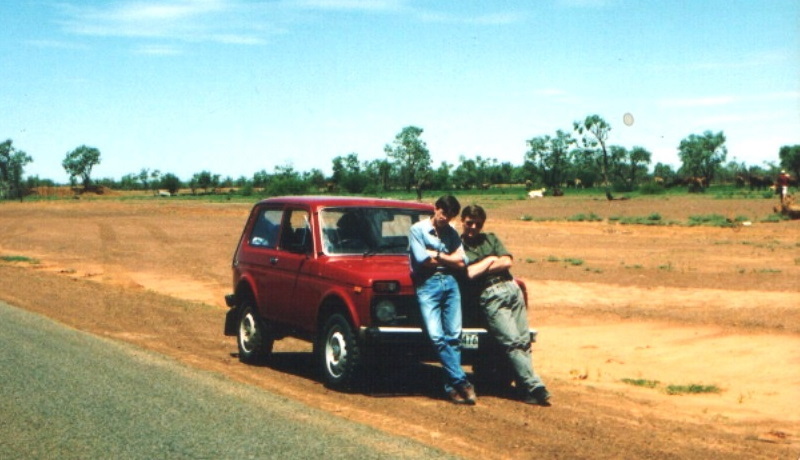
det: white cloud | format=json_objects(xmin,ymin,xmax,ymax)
[{"xmin": 57, "ymin": 0, "xmax": 268, "ymax": 45}]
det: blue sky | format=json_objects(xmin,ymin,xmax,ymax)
[{"xmin": 2, "ymin": 0, "xmax": 798, "ymax": 183}]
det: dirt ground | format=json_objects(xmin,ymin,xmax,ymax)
[{"xmin": 1, "ymin": 195, "xmax": 798, "ymax": 459}]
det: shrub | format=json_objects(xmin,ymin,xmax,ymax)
[
  {"xmin": 638, "ymin": 183, "xmax": 666, "ymax": 195},
  {"xmin": 568, "ymin": 212, "xmax": 603, "ymax": 222}
]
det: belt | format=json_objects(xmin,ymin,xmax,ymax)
[{"xmin": 483, "ymin": 274, "xmax": 513, "ymax": 288}]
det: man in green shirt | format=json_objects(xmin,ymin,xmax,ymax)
[{"xmin": 460, "ymin": 204, "xmax": 551, "ymax": 406}]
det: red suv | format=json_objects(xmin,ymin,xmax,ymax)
[{"xmin": 224, "ymin": 196, "xmax": 535, "ymax": 390}]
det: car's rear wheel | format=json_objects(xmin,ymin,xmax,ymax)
[
  {"xmin": 237, "ymin": 303, "xmax": 273, "ymax": 364},
  {"xmin": 318, "ymin": 313, "xmax": 362, "ymax": 390}
]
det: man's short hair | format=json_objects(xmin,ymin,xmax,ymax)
[
  {"xmin": 460, "ymin": 204, "xmax": 486, "ymax": 222},
  {"xmin": 435, "ymin": 195, "xmax": 461, "ymax": 218}
]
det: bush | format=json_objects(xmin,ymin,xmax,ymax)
[
  {"xmin": 638, "ymin": 183, "xmax": 666, "ymax": 195},
  {"xmin": 266, "ymin": 177, "xmax": 309, "ymax": 196}
]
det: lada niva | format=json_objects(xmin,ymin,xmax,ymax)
[{"xmin": 224, "ymin": 196, "xmax": 535, "ymax": 390}]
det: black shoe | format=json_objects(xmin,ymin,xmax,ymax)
[
  {"xmin": 458, "ymin": 383, "xmax": 477, "ymax": 405},
  {"xmin": 524, "ymin": 386, "xmax": 551, "ymax": 406},
  {"xmin": 447, "ymin": 388, "xmax": 469, "ymax": 405}
]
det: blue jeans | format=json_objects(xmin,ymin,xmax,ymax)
[
  {"xmin": 479, "ymin": 280, "xmax": 544, "ymax": 393},
  {"xmin": 416, "ymin": 272, "xmax": 468, "ymax": 392}
]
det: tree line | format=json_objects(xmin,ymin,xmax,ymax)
[{"xmin": 3, "ymin": 113, "xmax": 799, "ymax": 201}]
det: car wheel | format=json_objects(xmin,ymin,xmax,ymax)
[
  {"xmin": 237, "ymin": 303, "xmax": 273, "ymax": 364},
  {"xmin": 318, "ymin": 313, "xmax": 362, "ymax": 390}
]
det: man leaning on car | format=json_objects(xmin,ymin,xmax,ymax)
[{"xmin": 408, "ymin": 195, "xmax": 477, "ymax": 405}]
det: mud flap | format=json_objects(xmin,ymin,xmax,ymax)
[{"xmin": 224, "ymin": 307, "xmax": 240, "ymax": 336}]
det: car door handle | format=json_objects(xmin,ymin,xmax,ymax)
[{"xmin": 269, "ymin": 257, "xmax": 279, "ymax": 265}]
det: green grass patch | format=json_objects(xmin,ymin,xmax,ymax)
[
  {"xmin": 1, "ymin": 255, "xmax": 40, "ymax": 264},
  {"xmin": 622, "ymin": 379, "xmax": 722, "ymax": 395},
  {"xmin": 665, "ymin": 384, "xmax": 722, "ymax": 395},
  {"xmin": 564, "ymin": 258, "xmax": 584, "ymax": 266},
  {"xmin": 760, "ymin": 213, "xmax": 788, "ymax": 223},
  {"xmin": 567, "ymin": 212, "xmax": 603, "ymax": 222},
  {"xmin": 621, "ymin": 378, "xmax": 660, "ymax": 388},
  {"xmin": 618, "ymin": 213, "xmax": 667, "ymax": 226},
  {"xmin": 687, "ymin": 214, "xmax": 729, "ymax": 227}
]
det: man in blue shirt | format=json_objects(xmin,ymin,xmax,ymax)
[{"xmin": 409, "ymin": 195, "xmax": 475, "ymax": 404}]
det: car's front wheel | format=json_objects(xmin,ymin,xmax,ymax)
[
  {"xmin": 237, "ymin": 303, "xmax": 273, "ymax": 364},
  {"xmin": 318, "ymin": 313, "xmax": 362, "ymax": 390}
]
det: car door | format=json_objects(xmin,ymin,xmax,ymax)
[
  {"xmin": 268, "ymin": 207, "xmax": 317, "ymax": 329},
  {"xmin": 240, "ymin": 205, "xmax": 284, "ymax": 320}
]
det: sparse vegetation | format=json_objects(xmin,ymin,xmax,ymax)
[
  {"xmin": 665, "ymin": 384, "xmax": 722, "ymax": 395},
  {"xmin": 622, "ymin": 379, "xmax": 722, "ymax": 395},
  {"xmin": 621, "ymin": 378, "xmax": 660, "ymax": 388},
  {"xmin": 1, "ymin": 255, "xmax": 39, "ymax": 264},
  {"xmin": 568, "ymin": 212, "xmax": 602, "ymax": 222}
]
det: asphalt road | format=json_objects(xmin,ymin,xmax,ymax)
[{"xmin": 0, "ymin": 301, "xmax": 451, "ymax": 459}]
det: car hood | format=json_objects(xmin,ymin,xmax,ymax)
[{"xmin": 319, "ymin": 256, "xmax": 414, "ymax": 288}]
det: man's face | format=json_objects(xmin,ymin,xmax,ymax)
[
  {"xmin": 461, "ymin": 216, "xmax": 484, "ymax": 238},
  {"xmin": 433, "ymin": 207, "xmax": 456, "ymax": 228}
]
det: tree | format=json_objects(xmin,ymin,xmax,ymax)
[
  {"xmin": 430, "ymin": 161, "xmax": 453, "ymax": 190},
  {"xmin": 779, "ymin": 145, "xmax": 800, "ymax": 179},
  {"xmin": 653, "ymin": 162, "xmax": 677, "ymax": 185},
  {"xmin": 363, "ymin": 159, "xmax": 393, "ymax": 192},
  {"xmin": 626, "ymin": 146, "xmax": 652, "ymax": 186},
  {"xmin": 677, "ymin": 131, "xmax": 727, "ymax": 187},
  {"xmin": 574, "ymin": 115, "xmax": 614, "ymax": 200},
  {"xmin": 332, "ymin": 153, "xmax": 368, "ymax": 193},
  {"xmin": 0, "ymin": 139, "xmax": 33, "ymax": 201},
  {"xmin": 191, "ymin": 170, "xmax": 219, "ymax": 194},
  {"xmin": 62, "ymin": 145, "xmax": 101, "ymax": 188},
  {"xmin": 384, "ymin": 126, "xmax": 432, "ymax": 192},
  {"xmin": 452, "ymin": 156, "xmax": 478, "ymax": 189},
  {"xmin": 525, "ymin": 130, "xmax": 574, "ymax": 189},
  {"xmin": 160, "ymin": 173, "xmax": 182, "ymax": 195},
  {"xmin": 267, "ymin": 164, "xmax": 309, "ymax": 196}
]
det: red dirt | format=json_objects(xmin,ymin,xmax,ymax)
[{"xmin": 1, "ymin": 196, "xmax": 798, "ymax": 458}]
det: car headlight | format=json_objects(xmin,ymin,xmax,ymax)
[{"xmin": 374, "ymin": 300, "xmax": 397, "ymax": 323}]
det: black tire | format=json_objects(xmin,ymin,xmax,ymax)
[
  {"xmin": 318, "ymin": 313, "xmax": 362, "ymax": 390},
  {"xmin": 237, "ymin": 303, "xmax": 273, "ymax": 364}
]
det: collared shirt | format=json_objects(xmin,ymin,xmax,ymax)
[
  {"xmin": 461, "ymin": 232, "xmax": 513, "ymax": 286},
  {"xmin": 408, "ymin": 218, "xmax": 466, "ymax": 279}
]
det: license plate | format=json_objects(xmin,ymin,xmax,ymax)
[{"xmin": 461, "ymin": 332, "xmax": 479, "ymax": 350}]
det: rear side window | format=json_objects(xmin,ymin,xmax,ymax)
[
  {"xmin": 249, "ymin": 209, "xmax": 282, "ymax": 248},
  {"xmin": 280, "ymin": 209, "xmax": 312, "ymax": 253}
]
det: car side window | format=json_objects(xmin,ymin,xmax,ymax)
[
  {"xmin": 250, "ymin": 208, "xmax": 282, "ymax": 249},
  {"xmin": 280, "ymin": 209, "xmax": 312, "ymax": 253}
]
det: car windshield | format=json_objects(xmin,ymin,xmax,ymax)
[{"xmin": 320, "ymin": 207, "xmax": 432, "ymax": 255}]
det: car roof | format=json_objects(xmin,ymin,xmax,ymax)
[{"xmin": 255, "ymin": 195, "xmax": 434, "ymax": 210}]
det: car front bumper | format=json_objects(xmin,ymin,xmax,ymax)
[{"xmin": 359, "ymin": 326, "xmax": 537, "ymax": 349}]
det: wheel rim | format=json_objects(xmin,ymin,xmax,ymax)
[
  {"xmin": 325, "ymin": 327, "xmax": 347, "ymax": 378},
  {"xmin": 239, "ymin": 312, "xmax": 258, "ymax": 353}
]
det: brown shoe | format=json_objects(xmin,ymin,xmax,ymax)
[
  {"xmin": 447, "ymin": 388, "xmax": 469, "ymax": 405},
  {"xmin": 458, "ymin": 383, "xmax": 477, "ymax": 405}
]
